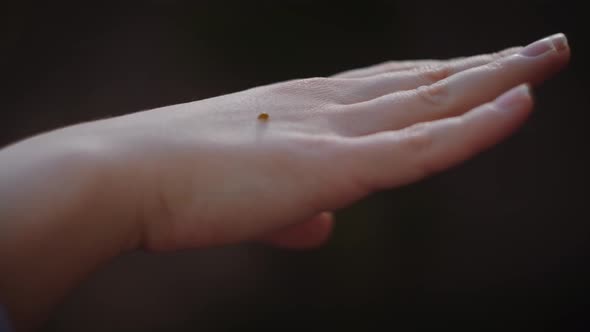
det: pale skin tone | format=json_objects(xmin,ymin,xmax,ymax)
[{"xmin": 0, "ymin": 33, "xmax": 570, "ymax": 330}]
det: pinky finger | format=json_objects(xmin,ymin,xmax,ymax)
[{"xmin": 350, "ymin": 84, "xmax": 534, "ymax": 190}]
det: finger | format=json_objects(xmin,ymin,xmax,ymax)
[
  {"xmin": 345, "ymin": 47, "xmax": 523, "ymax": 103},
  {"xmin": 337, "ymin": 33, "xmax": 569, "ymax": 136},
  {"xmin": 331, "ymin": 47, "xmax": 522, "ymax": 79},
  {"xmin": 258, "ymin": 212, "xmax": 333, "ymax": 250},
  {"xmin": 347, "ymin": 84, "xmax": 533, "ymax": 191}
]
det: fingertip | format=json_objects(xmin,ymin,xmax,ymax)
[
  {"xmin": 493, "ymin": 84, "xmax": 534, "ymax": 116},
  {"xmin": 520, "ymin": 33, "xmax": 570, "ymax": 57},
  {"xmin": 552, "ymin": 33, "xmax": 569, "ymax": 52},
  {"xmin": 460, "ymin": 84, "xmax": 535, "ymax": 149}
]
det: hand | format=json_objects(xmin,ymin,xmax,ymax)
[
  {"xmin": 0, "ymin": 33, "xmax": 569, "ymax": 329},
  {"xmin": 112, "ymin": 33, "xmax": 568, "ymax": 251}
]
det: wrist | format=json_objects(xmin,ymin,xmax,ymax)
[
  {"xmin": 0, "ymin": 126, "xmax": 141, "ymax": 249},
  {"xmin": 0, "ymin": 127, "xmax": 140, "ymax": 328}
]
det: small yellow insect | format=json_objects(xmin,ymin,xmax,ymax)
[{"xmin": 257, "ymin": 112, "xmax": 269, "ymax": 121}]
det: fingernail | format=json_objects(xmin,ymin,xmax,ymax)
[
  {"xmin": 495, "ymin": 84, "xmax": 531, "ymax": 112},
  {"xmin": 520, "ymin": 33, "xmax": 568, "ymax": 57}
]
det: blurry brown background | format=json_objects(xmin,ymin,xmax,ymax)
[{"xmin": 2, "ymin": 0, "xmax": 589, "ymax": 331}]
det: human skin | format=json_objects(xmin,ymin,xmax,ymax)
[{"xmin": 0, "ymin": 33, "xmax": 569, "ymax": 330}]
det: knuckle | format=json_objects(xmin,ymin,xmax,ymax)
[
  {"xmin": 479, "ymin": 48, "xmax": 516, "ymax": 65},
  {"xmin": 477, "ymin": 48, "xmax": 517, "ymax": 66},
  {"xmin": 400, "ymin": 123, "xmax": 434, "ymax": 152},
  {"xmin": 401, "ymin": 123, "xmax": 440, "ymax": 178},
  {"xmin": 415, "ymin": 81, "xmax": 450, "ymax": 107},
  {"xmin": 488, "ymin": 51, "xmax": 505, "ymax": 62},
  {"xmin": 484, "ymin": 59, "xmax": 505, "ymax": 71},
  {"xmin": 417, "ymin": 64, "xmax": 452, "ymax": 84},
  {"xmin": 498, "ymin": 47, "xmax": 519, "ymax": 57}
]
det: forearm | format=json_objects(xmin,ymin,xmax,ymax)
[{"xmin": 0, "ymin": 129, "xmax": 138, "ymax": 330}]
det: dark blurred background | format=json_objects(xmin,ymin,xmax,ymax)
[{"xmin": 2, "ymin": 0, "xmax": 589, "ymax": 331}]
